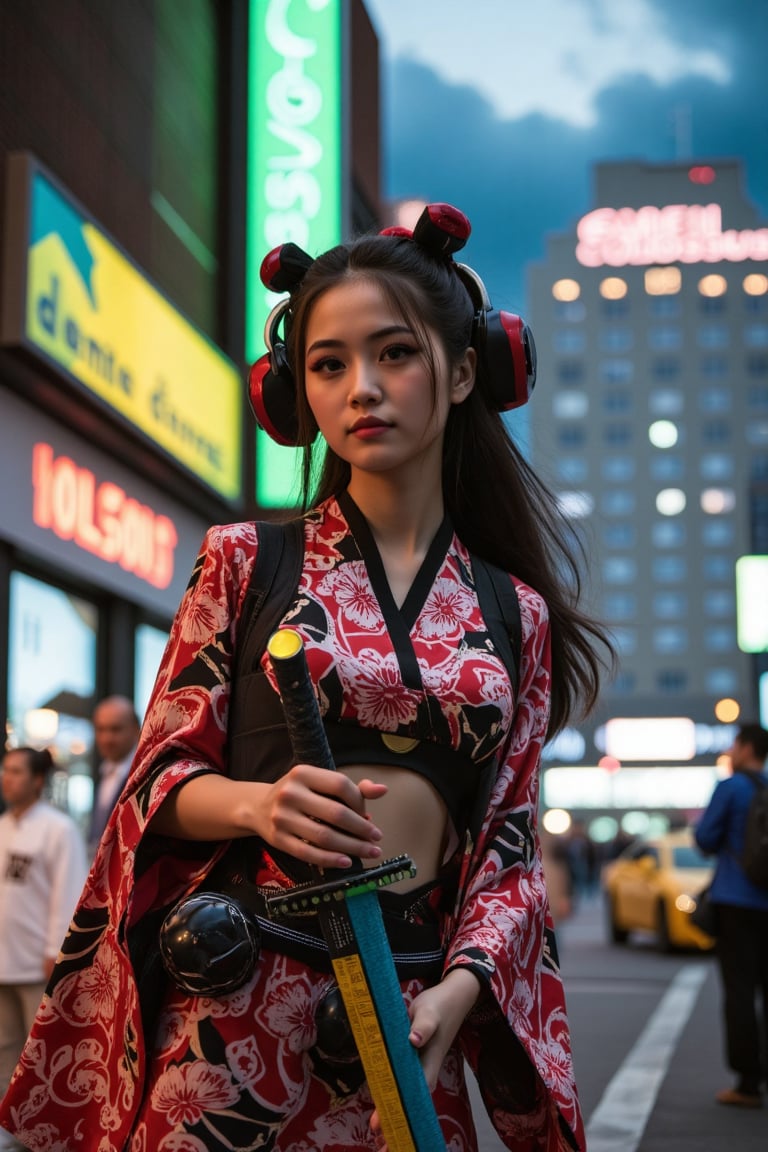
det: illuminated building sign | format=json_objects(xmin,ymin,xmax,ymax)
[
  {"xmin": 32, "ymin": 442, "xmax": 178, "ymax": 590},
  {"xmin": 246, "ymin": 0, "xmax": 344, "ymax": 507},
  {"xmin": 543, "ymin": 766, "xmax": 721, "ymax": 811},
  {"xmin": 576, "ymin": 203, "xmax": 768, "ymax": 268},
  {"xmin": 1, "ymin": 154, "xmax": 242, "ymax": 502},
  {"xmin": 736, "ymin": 555, "xmax": 768, "ymax": 653}
]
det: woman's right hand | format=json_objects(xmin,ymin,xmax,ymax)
[{"xmin": 255, "ymin": 765, "xmax": 387, "ymax": 869}]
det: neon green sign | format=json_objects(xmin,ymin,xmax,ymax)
[
  {"xmin": 246, "ymin": 0, "xmax": 343, "ymax": 507},
  {"xmin": 736, "ymin": 555, "xmax": 768, "ymax": 652},
  {"xmin": 2, "ymin": 157, "xmax": 242, "ymax": 503}
]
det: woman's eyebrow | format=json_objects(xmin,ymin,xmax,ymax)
[{"xmin": 307, "ymin": 325, "xmax": 414, "ymax": 356}]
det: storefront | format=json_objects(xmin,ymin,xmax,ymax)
[{"xmin": 0, "ymin": 154, "xmax": 244, "ymax": 830}]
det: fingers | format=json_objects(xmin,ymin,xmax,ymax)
[{"xmin": 265, "ymin": 765, "xmax": 384, "ymax": 868}]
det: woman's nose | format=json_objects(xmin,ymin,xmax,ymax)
[{"xmin": 347, "ymin": 360, "xmax": 381, "ymax": 403}]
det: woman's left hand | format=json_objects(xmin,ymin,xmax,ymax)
[{"xmin": 369, "ymin": 967, "xmax": 481, "ymax": 1147}]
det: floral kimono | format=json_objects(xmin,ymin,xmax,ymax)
[{"xmin": 0, "ymin": 494, "xmax": 584, "ymax": 1152}]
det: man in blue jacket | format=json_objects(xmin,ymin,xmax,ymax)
[{"xmin": 696, "ymin": 722, "xmax": 768, "ymax": 1109}]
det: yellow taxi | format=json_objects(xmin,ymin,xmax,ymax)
[{"xmin": 602, "ymin": 827, "xmax": 715, "ymax": 952}]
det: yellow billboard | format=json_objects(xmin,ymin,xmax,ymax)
[{"xmin": 2, "ymin": 155, "xmax": 242, "ymax": 502}]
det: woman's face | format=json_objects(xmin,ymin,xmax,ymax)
[{"xmin": 303, "ymin": 276, "xmax": 474, "ymax": 482}]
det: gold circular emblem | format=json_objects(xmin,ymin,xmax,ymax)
[{"xmin": 381, "ymin": 733, "xmax": 420, "ymax": 754}]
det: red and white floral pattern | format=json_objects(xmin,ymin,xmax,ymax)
[{"xmin": 0, "ymin": 497, "xmax": 584, "ymax": 1151}]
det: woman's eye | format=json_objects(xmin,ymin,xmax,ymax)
[
  {"xmin": 308, "ymin": 355, "xmax": 345, "ymax": 374},
  {"xmin": 382, "ymin": 343, "xmax": 416, "ymax": 362}
]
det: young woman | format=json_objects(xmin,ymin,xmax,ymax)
[{"xmin": 0, "ymin": 204, "xmax": 611, "ymax": 1152}]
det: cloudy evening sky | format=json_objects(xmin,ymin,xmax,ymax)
[{"xmin": 363, "ymin": 0, "xmax": 768, "ymax": 307}]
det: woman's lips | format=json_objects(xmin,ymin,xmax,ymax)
[{"xmin": 349, "ymin": 418, "xmax": 392, "ymax": 439}]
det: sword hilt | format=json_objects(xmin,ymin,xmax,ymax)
[{"xmin": 265, "ymin": 854, "xmax": 417, "ymax": 919}]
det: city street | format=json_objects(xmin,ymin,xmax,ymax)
[{"xmin": 468, "ymin": 896, "xmax": 766, "ymax": 1151}]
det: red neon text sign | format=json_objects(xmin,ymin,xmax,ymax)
[
  {"xmin": 32, "ymin": 442, "xmax": 178, "ymax": 589},
  {"xmin": 576, "ymin": 203, "xmax": 768, "ymax": 267}
]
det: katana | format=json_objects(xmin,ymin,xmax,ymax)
[{"xmin": 266, "ymin": 628, "xmax": 446, "ymax": 1152}]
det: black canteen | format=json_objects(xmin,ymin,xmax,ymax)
[{"xmin": 159, "ymin": 891, "xmax": 261, "ymax": 997}]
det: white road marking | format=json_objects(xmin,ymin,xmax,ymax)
[{"xmin": 585, "ymin": 963, "xmax": 709, "ymax": 1152}]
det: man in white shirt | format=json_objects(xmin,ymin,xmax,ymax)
[
  {"xmin": 87, "ymin": 695, "xmax": 140, "ymax": 857},
  {"xmin": 0, "ymin": 746, "xmax": 88, "ymax": 1097}
]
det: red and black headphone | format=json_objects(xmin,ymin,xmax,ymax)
[{"xmin": 248, "ymin": 203, "xmax": 537, "ymax": 447}]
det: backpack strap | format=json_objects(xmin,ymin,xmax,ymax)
[
  {"xmin": 467, "ymin": 555, "xmax": 523, "ymax": 844},
  {"xmin": 471, "ymin": 554, "xmax": 522, "ymax": 698},
  {"xmin": 233, "ymin": 518, "xmax": 306, "ymax": 681}
]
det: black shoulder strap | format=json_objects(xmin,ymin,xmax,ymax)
[
  {"xmin": 471, "ymin": 554, "xmax": 522, "ymax": 698},
  {"xmin": 233, "ymin": 518, "xmax": 306, "ymax": 679}
]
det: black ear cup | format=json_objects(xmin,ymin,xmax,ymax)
[
  {"xmin": 482, "ymin": 310, "xmax": 537, "ymax": 411},
  {"xmin": 248, "ymin": 299, "xmax": 317, "ymax": 448},
  {"xmin": 457, "ymin": 260, "xmax": 537, "ymax": 412},
  {"xmin": 248, "ymin": 245, "xmax": 317, "ymax": 448}
]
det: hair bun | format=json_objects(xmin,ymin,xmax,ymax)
[
  {"xmin": 412, "ymin": 203, "xmax": 471, "ymax": 258},
  {"xmin": 260, "ymin": 243, "xmax": 314, "ymax": 293}
]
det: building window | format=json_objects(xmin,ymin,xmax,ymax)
[
  {"xmin": 601, "ymin": 298, "xmax": 630, "ymax": 319},
  {"xmin": 748, "ymin": 385, "xmax": 768, "ymax": 411},
  {"xmin": 603, "ymin": 593, "xmax": 637, "ymax": 621},
  {"xmin": 603, "ymin": 391, "xmax": 633, "ymax": 414},
  {"xmin": 703, "ymin": 590, "xmax": 735, "ymax": 617},
  {"xmin": 599, "ymin": 328, "xmax": 633, "ymax": 352},
  {"xmin": 699, "ymin": 296, "xmax": 727, "ymax": 316},
  {"xmin": 700, "ymin": 356, "xmax": 728, "ymax": 379},
  {"xmin": 556, "ymin": 457, "xmax": 588, "ymax": 483},
  {"xmin": 603, "ymin": 423, "xmax": 632, "ymax": 446},
  {"xmin": 746, "ymin": 422, "xmax": 768, "ymax": 447},
  {"xmin": 648, "ymin": 327, "xmax": 683, "ymax": 351},
  {"xmin": 702, "ymin": 555, "xmax": 732, "ymax": 582},
  {"xmin": 611, "ymin": 628, "xmax": 637, "ymax": 655},
  {"xmin": 698, "ymin": 387, "xmax": 731, "ymax": 413},
  {"xmin": 652, "ymin": 358, "xmax": 680, "ymax": 380},
  {"xmin": 747, "ymin": 353, "xmax": 768, "ymax": 376},
  {"xmin": 602, "ymin": 456, "xmax": 635, "ymax": 482},
  {"xmin": 652, "ymin": 520, "xmax": 686, "ymax": 547},
  {"xmin": 700, "ymin": 454, "xmax": 733, "ymax": 480},
  {"xmin": 554, "ymin": 300, "xmax": 587, "ymax": 322},
  {"xmin": 554, "ymin": 330, "xmax": 586, "ymax": 353},
  {"xmin": 649, "ymin": 296, "xmax": 681, "ymax": 319},
  {"xmin": 744, "ymin": 323, "xmax": 768, "ymax": 348},
  {"xmin": 603, "ymin": 523, "xmax": 636, "ymax": 548},
  {"xmin": 557, "ymin": 426, "xmax": 586, "ymax": 448},
  {"xmin": 650, "ymin": 456, "xmax": 685, "ymax": 481},
  {"xmin": 653, "ymin": 627, "xmax": 688, "ymax": 653},
  {"xmin": 653, "ymin": 556, "xmax": 687, "ymax": 582},
  {"xmin": 750, "ymin": 454, "xmax": 768, "ymax": 481},
  {"xmin": 602, "ymin": 490, "xmax": 635, "ymax": 516},
  {"xmin": 697, "ymin": 324, "xmax": 730, "ymax": 349},
  {"xmin": 656, "ymin": 669, "xmax": 687, "ymax": 693},
  {"xmin": 603, "ymin": 558, "xmax": 637, "ymax": 584},
  {"xmin": 702, "ymin": 419, "xmax": 731, "ymax": 445},
  {"xmin": 702, "ymin": 520, "xmax": 735, "ymax": 546},
  {"xmin": 653, "ymin": 592, "xmax": 687, "ymax": 619},
  {"xmin": 705, "ymin": 668, "xmax": 738, "ymax": 694},
  {"xmin": 649, "ymin": 389, "xmax": 684, "ymax": 415},
  {"xmin": 557, "ymin": 360, "xmax": 585, "ymax": 386},
  {"xmin": 704, "ymin": 627, "xmax": 733, "ymax": 652},
  {"xmin": 607, "ymin": 671, "xmax": 637, "ymax": 695},
  {"xmin": 553, "ymin": 392, "xmax": 589, "ymax": 419},
  {"xmin": 600, "ymin": 359, "xmax": 634, "ymax": 384}
]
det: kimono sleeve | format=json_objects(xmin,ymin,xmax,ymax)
[
  {"xmin": 444, "ymin": 584, "xmax": 585, "ymax": 1151},
  {"xmin": 116, "ymin": 522, "xmax": 259, "ymax": 911}
]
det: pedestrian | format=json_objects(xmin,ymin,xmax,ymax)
[
  {"xmin": 0, "ymin": 747, "xmax": 88, "ymax": 1099},
  {"xmin": 695, "ymin": 722, "xmax": 768, "ymax": 1109},
  {"xmin": 0, "ymin": 203, "xmax": 613, "ymax": 1151},
  {"xmin": 87, "ymin": 695, "xmax": 140, "ymax": 856}
]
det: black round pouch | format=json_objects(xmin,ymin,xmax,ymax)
[{"xmin": 159, "ymin": 891, "xmax": 262, "ymax": 996}]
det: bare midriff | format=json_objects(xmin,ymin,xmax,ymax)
[{"xmin": 343, "ymin": 764, "xmax": 451, "ymax": 892}]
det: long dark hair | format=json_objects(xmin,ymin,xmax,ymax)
[{"xmin": 284, "ymin": 233, "xmax": 614, "ymax": 737}]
